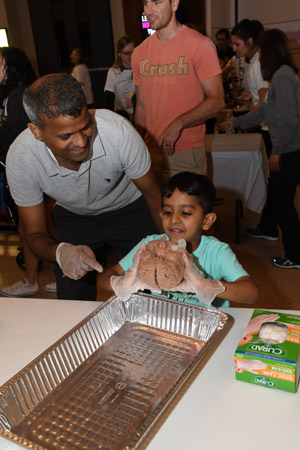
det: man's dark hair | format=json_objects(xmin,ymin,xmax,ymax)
[
  {"xmin": 160, "ymin": 172, "xmax": 216, "ymax": 215},
  {"xmin": 23, "ymin": 73, "xmax": 86, "ymax": 127},
  {"xmin": 231, "ymin": 19, "xmax": 264, "ymax": 45},
  {"xmin": 216, "ymin": 28, "xmax": 230, "ymax": 40},
  {"xmin": 260, "ymin": 29, "xmax": 295, "ymax": 81}
]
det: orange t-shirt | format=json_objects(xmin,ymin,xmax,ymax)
[{"xmin": 132, "ymin": 25, "xmax": 221, "ymax": 153}]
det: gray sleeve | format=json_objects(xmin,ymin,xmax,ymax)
[
  {"xmin": 267, "ymin": 71, "xmax": 299, "ymax": 155},
  {"xmin": 6, "ymin": 138, "xmax": 44, "ymax": 207},
  {"xmin": 233, "ymin": 106, "xmax": 266, "ymax": 130}
]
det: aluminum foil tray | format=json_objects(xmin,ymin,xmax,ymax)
[{"xmin": 0, "ymin": 293, "xmax": 229, "ymax": 450}]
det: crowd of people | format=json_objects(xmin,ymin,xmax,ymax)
[{"xmin": 1, "ymin": 0, "xmax": 299, "ymax": 307}]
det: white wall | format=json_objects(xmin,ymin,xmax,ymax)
[{"xmin": 238, "ymin": 0, "xmax": 300, "ymax": 24}]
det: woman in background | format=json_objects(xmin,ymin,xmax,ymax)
[
  {"xmin": 0, "ymin": 46, "xmax": 56, "ymax": 297},
  {"xmin": 221, "ymin": 29, "xmax": 300, "ymax": 270},
  {"xmin": 70, "ymin": 48, "xmax": 94, "ymax": 107},
  {"xmin": 104, "ymin": 35, "xmax": 135, "ymax": 122}
]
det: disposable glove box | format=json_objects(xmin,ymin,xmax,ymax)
[{"xmin": 235, "ymin": 309, "xmax": 300, "ymax": 393}]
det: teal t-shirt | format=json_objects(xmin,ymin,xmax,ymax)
[{"xmin": 119, "ymin": 234, "xmax": 249, "ymax": 308}]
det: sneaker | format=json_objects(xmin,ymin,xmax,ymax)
[
  {"xmin": 0, "ymin": 278, "xmax": 38, "ymax": 297},
  {"xmin": 44, "ymin": 282, "xmax": 57, "ymax": 293},
  {"xmin": 272, "ymin": 256, "xmax": 300, "ymax": 269},
  {"xmin": 247, "ymin": 227, "xmax": 279, "ymax": 241}
]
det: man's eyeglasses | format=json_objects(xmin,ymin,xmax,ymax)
[{"xmin": 121, "ymin": 50, "xmax": 133, "ymax": 56}]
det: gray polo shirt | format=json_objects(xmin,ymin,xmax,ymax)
[{"xmin": 6, "ymin": 109, "xmax": 151, "ymax": 215}]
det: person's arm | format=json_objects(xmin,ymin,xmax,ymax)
[
  {"xmin": 18, "ymin": 202, "xmax": 58, "ymax": 262},
  {"xmin": 99, "ymin": 263, "xmax": 125, "ymax": 291},
  {"xmin": 158, "ymin": 73, "xmax": 225, "ymax": 154},
  {"xmin": 19, "ymin": 202, "xmax": 103, "ymax": 279},
  {"xmin": 132, "ymin": 168, "xmax": 163, "ymax": 233},
  {"xmin": 250, "ymin": 87, "xmax": 268, "ymax": 112},
  {"xmin": 134, "ymin": 85, "xmax": 147, "ymax": 138},
  {"xmin": 217, "ymin": 276, "xmax": 259, "ymax": 305}
]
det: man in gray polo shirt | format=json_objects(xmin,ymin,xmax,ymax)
[{"xmin": 6, "ymin": 73, "xmax": 162, "ymax": 300}]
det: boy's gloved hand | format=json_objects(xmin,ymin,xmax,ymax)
[
  {"xmin": 170, "ymin": 239, "xmax": 225, "ymax": 306},
  {"xmin": 110, "ymin": 244, "xmax": 161, "ymax": 302},
  {"xmin": 56, "ymin": 242, "xmax": 103, "ymax": 280}
]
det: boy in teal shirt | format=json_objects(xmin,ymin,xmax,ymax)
[{"xmin": 100, "ymin": 172, "xmax": 259, "ymax": 307}]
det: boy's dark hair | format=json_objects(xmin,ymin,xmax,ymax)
[
  {"xmin": 23, "ymin": 73, "xmax": 86, "ymax": 128},
  {"xmin": 160, "ymin": 172, "xmax": 216, "ymax": 215}
]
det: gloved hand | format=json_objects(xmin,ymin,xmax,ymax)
[
  {"xmin": 56, "ymin": 242, "xmax": 103, "ymax": 280},
  {"xmin": 110, "ymin": 244, "xmax": 161, "ymax": 302},
  {"xmin": 170, "ymin": 239, "xmax": 225, "ymax": 306},
  {"xmin": 235, "ymin": 359, "xmax": 267, "ymax": 374}
]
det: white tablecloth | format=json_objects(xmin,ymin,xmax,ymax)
[
  {"xmin": 205, "ymin": 133, "xmax": 267, "ymax": 214},
  {"xmin": 0, "ymin": 298, "xmax": 299, "ymax": 450}
]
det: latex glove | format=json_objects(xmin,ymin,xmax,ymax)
[
  {"xmin": 236, "ymin": 359, "xmax": 267, "ymax": 374},
  {"xmin": 110, "ymin": 244, "xmax": 161, "ymax": 302},
  {"xmin": 243, "ymin": 314, "xmax": 280, "ymax": 335},
  {"xmin": 170, "ymin": 240, "xmax": 225, "ymax": 306},
  {"xmin": 56, "ymin": 242, "xmax": 103, "ymax": 280}
]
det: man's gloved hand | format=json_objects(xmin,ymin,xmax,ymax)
[
  {"xmin": 111, "ymin": 244, "xmax": 161, "ymax": 302},
  {"xmin": 170, "ymin": 239, "xmax": 225, "ymax": 306},
  {"xmin": 56, "ymin": 243, "xmax": 103, "ymax": 280}
]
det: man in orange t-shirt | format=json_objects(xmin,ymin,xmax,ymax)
[{"xmin": 132, "ymin": 0, "xmax": 224, "ymax": 183}]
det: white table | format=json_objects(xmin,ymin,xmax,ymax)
[
  {"xmin": 0, "ymin": 298, "xmax": 299, "ymax": 450},
  {"xmin": 205, "ymin": 133, "xmax": 268, "ymax": 214}
]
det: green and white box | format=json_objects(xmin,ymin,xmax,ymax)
[{"xmin": 235, "ymin": 309, "xmax": 300, "ymax": 393}]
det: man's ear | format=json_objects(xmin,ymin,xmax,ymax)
[
  {"xmin": 202, "ymin": 212, "xmax": 217, "ymax": 231},
  {"xmin": 27, "ymin": 122, "xmax": 43, "ymax": 141},
  {"xmin": 172, "ymin": 0, "xmax": 179, "ymax": 12}
]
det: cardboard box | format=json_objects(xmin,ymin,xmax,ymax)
[{"xmin": 235, "ymin": 309, "xmax": 300, "ymax": 393}]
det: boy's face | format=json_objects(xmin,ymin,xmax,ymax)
[{"xmin": 160, "ymin": 188, "xmax": 216, "ymax": 252}]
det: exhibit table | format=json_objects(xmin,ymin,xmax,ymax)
[
  {"xmin": 0, "ymin": 298, "xmax": 299, "ymax": 450},
  {"xmin": 205, "ymin": 133, "xmax": 268, "ymax": 214}
]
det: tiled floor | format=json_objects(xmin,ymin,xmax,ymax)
[{"xmin": 1, "ymin": 190, "xmax": 300, "ymax": 309}]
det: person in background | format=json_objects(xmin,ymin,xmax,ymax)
[
  {"xmin": 132, "ymin": 0, "xmax": 224, "ymax": 185},
  {"xmin": 104, "ymin": 35, "xmax": 135, "ymax": 122},
  {"xmin": 231, "ymin": 19, "xmax": 268, "ymax": 112},
  {"xmin": 215, "ymin": 28, "xmax": 235, "ymax": 69},
  {"xmin": 0, "ymin": 46, "xmax": 56, "ymax": 297},
  {"xmin": 100, "ymin": 172, "xmax": 259, "ymax": 307},
  {"xmin": 220, "ymin": 29, "xmax": 300, "ymax": 270},
  {"xmin": 70, "ymin": 47, "xmax": 94, "ymax": 107},
  {"xmin": 6, "ymin": 73, "xmax": 163, "ymax": 301},
  {"xmin": 230, "ymin": 19, "xmax": 277, "ymax": 241}
]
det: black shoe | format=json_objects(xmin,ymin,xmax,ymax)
[
  {"xmin": 272, "ymin": 256, "xmax": 300, "ymax": 269},
  {"xmin": 247, "ymin": 227, "xmax": 278, "ymax": 241}
]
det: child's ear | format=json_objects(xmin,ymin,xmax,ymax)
[{"xmin": 202, "ymin": 212, "xmax": 217, "ymax": 231}]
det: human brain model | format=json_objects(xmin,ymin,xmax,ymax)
[{"xmin": 137, "ymin": 237, "xmax": 184, "ymax": 290}]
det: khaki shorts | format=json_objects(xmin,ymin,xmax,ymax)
[{"xmin": 150, "ymin": 146, "xmax": 207, "ymax": 185}]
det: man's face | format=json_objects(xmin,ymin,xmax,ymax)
[
  {"xmin": 216, "ymin": 33, "xmax": 228, "ymax": 51},
  {"xmin": 29, "ymin": 106, "xmax": 94, "ymax": 169},
  {"xmin": 143, "ymin": 0, "xmax": 177, "ymax": 31}
]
